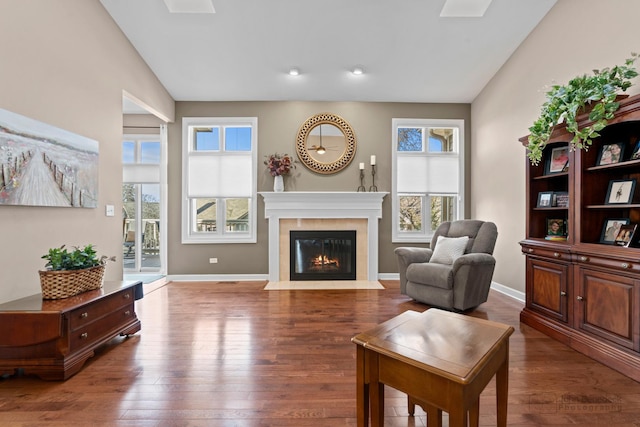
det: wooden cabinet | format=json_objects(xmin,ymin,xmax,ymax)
[
  {"xmin": 0, "ymin": 281, "xmax": 142, "ymax": 380},
  {"xmin": 520, "ymin": 93, "xmax": 640, "ymax": 382}
]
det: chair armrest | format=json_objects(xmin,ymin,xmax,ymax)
[
  {"xmin": 394, "ymin": 247, "xmax": 433, "ymax": 294},
  {"xmin": 452, "ymin": 253, "xmax": 495, "ymax": 271}
]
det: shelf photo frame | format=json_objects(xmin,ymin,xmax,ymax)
[
  {"xmin": 605, "ymin": 179, "xmax": 636, "ymax": 204},
  {"xmin": 615, "ymin": 223, "xmax": 638, "ymax": 247},
  {"xmin": 632, "ymin": 140, "xmax": 640, "ymax": 160},
  {"xmin": 537, "ymin": 191, "xmax": 554, "ymax": 208},
  {"xmin": 597, "ymin": 142, "xmax": 625, "ymax": 166},
  {"xmin": 546, "ymin": 146, "xmax": 569, "ymax": 174},
  {"xmin": 600, "ymin": 218, "xmax": 630, "ymax": 244}
]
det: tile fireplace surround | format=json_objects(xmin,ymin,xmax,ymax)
[{"xmin": 260, "ymin": 192, "xmax": 387, "ymax": 282}]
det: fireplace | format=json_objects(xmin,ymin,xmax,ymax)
[{"xmin": 290, "ymin": 230, "xmax": 356, "ymax": 281}]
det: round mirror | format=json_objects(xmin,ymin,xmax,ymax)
[{"xmin": 295, "ymin": 113, "xmax": 356, "ymax": 174}]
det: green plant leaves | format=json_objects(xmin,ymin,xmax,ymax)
[
  {"xmin": 41, "ymin": 244, "xmax": 110, "ymax": 271},
  {"xmin": 527, "ymin": 53, "xmax": 639, "ymax": 165}
]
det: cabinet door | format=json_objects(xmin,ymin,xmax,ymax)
[
  {"xmin": 576, "ymin": 268, "xmax": 639, "ymax": 350},
  {"xmin": 526, "ymin": 256, "xmax": 570, "ymax": 323}
]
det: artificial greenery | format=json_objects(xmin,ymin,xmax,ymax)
[
  {"xmin": 527, "ymin": 53, "xmax": 639, "ymax": 165},
  {"xmin": 42, "ymin": 244, "xmax": 115, "ymax": 271}
]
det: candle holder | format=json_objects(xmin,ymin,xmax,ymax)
[
  {"xmin": 369, "ymin": 164, "xmax": 378, "ymax": 192},
  {"xmin": 357, "ymin": 169, "xmax": 366, "ymax": 192}
]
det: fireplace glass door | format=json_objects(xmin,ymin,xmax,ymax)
[{"xmin": 290, "ymin": 230, "xmax": 356, "ymax": 280}]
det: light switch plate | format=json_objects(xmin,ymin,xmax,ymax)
[{"xmin": 105, "ymin": 204, "xmax": 115, "ymax": 217}]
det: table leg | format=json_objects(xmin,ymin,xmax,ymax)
[
  {"xmin": 425, "ymin": 404, "xmax": 442, "ymax": 427},
  {"xmin": 356, "ymin": 345, "xmax": 368, "ymax": 427},
  {"xmin": 469, "ymin": 399, "xmax": 480, "ymax": 427},
  {"xmin": 496, "ymin": 346, "xmax": 509, "ymax": 427},
  {"xmin": 369, "ymin": 353, "xmax": 384, "ymax": 427}
]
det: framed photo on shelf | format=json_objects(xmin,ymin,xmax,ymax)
[
  {"xmin": 554, "ymin": 191, "xmax": 569, "ymax": 207},
  {"xmin": 546, "ymin": 218, "xmax": 566, "ymax": 237},
  {"xmin": 537, "ymin": 191, "xmax": 554, "ymax": 208},
  {"xmin": 600, "ymin": 218, "xmax": 630, "ymax": 244},
  {"xmin": 546, "ymin": 146, "xmax": 569, "ymax": 174},
  {"xmin": 632, "ymin": 140, "xmax": 640, "ymax": 160},
  {"xmin": 597, "ymin": 142, "xmax": 625, "ymax": 165},
  {"xmin": 605, "ymin": 179, "xmax": 636, "ymax": 204},
  {"xmin": 615, "ymin": 223, "xmax": 638, "ymax": 247}
]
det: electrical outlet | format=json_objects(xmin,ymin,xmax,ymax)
[{"xmin": 209, "ymin": 258, "xmax": 218, "ymax": 264}]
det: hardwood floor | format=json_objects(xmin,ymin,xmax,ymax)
[{"xmin": 2, "ymin": 280, "xmax": 640, "ymax": 426}]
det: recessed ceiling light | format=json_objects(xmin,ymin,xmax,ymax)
[
  {"xmin": 288, "ymin": 67, "xmax": 300, "ymax": 76},
  {"xmin": 163, "ymin": 0, "xmax": 215, "ymax": 14},
  {"xmin": 440, "ymin": 0, "xmax": 492, "ymax": 17},
  {"xmin": 352, "ymin": 66, "xmax": 364, "ymax": 76}
]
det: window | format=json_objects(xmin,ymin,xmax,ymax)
[
  {"xmin": 182, "ymin": 117, "xmax": 257, "ymax": 243},
  {"xmin": 392, "ymin": 119, "xmax": 464, "ymax": 243}
]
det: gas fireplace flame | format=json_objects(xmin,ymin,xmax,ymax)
[{"xmin": 312, "ymin": 254, "xmax": 340, "ymax": 267}]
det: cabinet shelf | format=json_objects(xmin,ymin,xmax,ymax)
[
  {"xmin": 585, "ymin": 204, "xmax": 640, "ymax": 209},
  {"xmin": 586, "ymin": 158, "xmax": 640, "ymax": 172},
  {"xmin": 533, "ymin": 171, "xmax": 569, "ymax": 180}
]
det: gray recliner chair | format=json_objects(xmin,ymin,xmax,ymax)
[{"xmin": 394, "ymin": 220, "xmax": 498, "ymax": 311}]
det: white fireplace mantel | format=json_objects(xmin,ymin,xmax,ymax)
[{"xmin": 259, "ymin": 191, "xmax": 387, "ymax": 282}]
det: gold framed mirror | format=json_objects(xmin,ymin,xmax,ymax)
[{"xmin": 295, "ymin": 113, "xmax": 356, "ymax": 174}]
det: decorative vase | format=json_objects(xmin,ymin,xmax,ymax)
[{"xmin": 274, "ymin": 175, "xmax": 284, "ymax": 192}]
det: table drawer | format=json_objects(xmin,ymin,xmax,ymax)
[
  {"xmin": 69, "ymin": 303, "xmax": 135, "ymax": 351},
  {"xmin": 69, "ymin": 289, "xmax": 134, "ymax": 330}
]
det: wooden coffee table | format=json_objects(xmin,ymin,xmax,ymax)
[{"xmin": 352, "ymin": 309, "xmax": 514, "ymax": 427}]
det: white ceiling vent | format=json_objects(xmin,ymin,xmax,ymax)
[
  {"xmin": 440, "ymin": 0, "xmax": 492, "ymax": 17},
  {"xmin": 163, "ymin": 0, "xmax": 215, "ymax": 14}
]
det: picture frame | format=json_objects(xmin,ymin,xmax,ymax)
[
  {"xmin": 546, "ymin": 218, "xmax": 566, "ymax": 237},
  {"xmin": 631, "ymin": 140, "xmax": 640, "ymax": 160},
  {"xmin": 546, "ymin": 146, "xmax": 569, "ymax": 174},
  {"xmin": 615, "ymin": 224, "xmax": 638, "ymax": 247},
  {"xmin": 600, "ymin": 218, "xmax": 630, "ymax": 244},
  {"xmin": 597, "ymin": 142, "xmax": 625, "ymax": 166},
  {"xmin": 605, "ymin": 179, "xmax": 636, "ymax": 204},
  {"xmin": 554, "ymin": 191, "xmax": 569, "ymax": 208},
  {"xmin": 537, "ymin": 191, "xmax": 554, "ymax": 208}
]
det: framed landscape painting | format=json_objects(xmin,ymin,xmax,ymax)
[{"xmin": 0, "ymin": 109, "xmax": 98, "ymax": 208}]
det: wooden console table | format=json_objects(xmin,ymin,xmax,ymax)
[
  {"xmin": 352, "ymin": 309, "xmax": 514, "ymax": 427},
  {"xmin": 0, "ymin": 280, "xmax": 142, "ymax": 380}
]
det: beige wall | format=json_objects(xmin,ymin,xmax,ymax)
[
  {"xmin": 471, "ymin": 0, "xmax": 640, "ymax": 294},
  {"xmin": 169, "ymin": 102, "xmax": 471, "ymax": 276},
  {"xmin": 0, "ymin": 0, "xmax": 174, "ymax": 303}
]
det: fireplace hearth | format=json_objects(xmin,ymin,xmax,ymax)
[{"xmin": 290, "ymin": 230, "xmax": 356, "ymax": 281}]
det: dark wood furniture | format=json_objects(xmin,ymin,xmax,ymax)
[
  {"xmin": 0, "ymin": 280, "xmax": 142, "ymax": 380},
  {"xmin": 520, "ymin": 93, "xmax": 640, "ymax": 382},
  {"xmin": 352, "ymin": 309, "xmax": 514, "ymax": 427}
]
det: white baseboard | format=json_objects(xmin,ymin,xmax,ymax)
[
  {"xmin": 167, "ymin": 274, "xmax": 269, "ymax": 282},
  {"xmin": 164, "ymin": 273, "xmax": 526, "ymax": 303}
]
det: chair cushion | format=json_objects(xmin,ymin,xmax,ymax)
[
  {"xmin": 429, "ymin": 235, "xmax": 468, "ymax": 265},
  {"xmin": 406, "ymin": 262, "xmax": 454, "ymax": 290}
]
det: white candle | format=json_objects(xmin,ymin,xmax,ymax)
[
  {"xmin": 359, "ymin": 162, "xmax": 365, "ymax": 170},
  {"xmin": 370, "ymin": 155, "xmax": 376, "ymax": 165}
]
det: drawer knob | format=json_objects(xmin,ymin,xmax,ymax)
[
  {"xmin": 560, "ymin": 291, "xmax": 567, "ymax": 296},
  {"xmin": 80, "ymin": 312, "xmax": 88, "ymax": 319},
  {"xmin": 124, "ymin": 310, "xmax": 131, "ymax": 316},
  {"xmin": 528, "ymin": 248, "xmax": 534, "ymax": 253},
  {"xmin": 124, "ymin": 293, "xmax": 131, "ymax": 299},
  {"xmin": 553, "ymin": 252, "xmax": 560, "ymax": 258},
  {"xmin": 80, "ymin": 332, "xmax": 88, "ymax": 339},
  {"xmin": 577, "ymin": 296, "xmax": 584, "ymax": 301},
  {"xmin": 622, "ymin": 262, "xmax": 631, "ymax": 269},
  {"xmin": 580, "ymin": 256, "xmax": 589, "ymax": 262}
]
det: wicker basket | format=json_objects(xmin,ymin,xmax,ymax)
[{"xmin": 39, "ymin": 264, "xmax": 105, "ymax": 300}]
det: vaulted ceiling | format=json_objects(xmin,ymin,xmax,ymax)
[{"xmin": 101, "ymin": 0, "xmax": 556, "ymax": 107}]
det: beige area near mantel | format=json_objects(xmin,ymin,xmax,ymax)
[
  {"xmin": 264, "ymin": 281, "xmax": 384, "ymax": 290},
  {"xmin": 259, "ymin": 191, "xmax": 387, "ymax": 283},
  {"xmin": 279, "ymin": 218, "xmax": 368, "ymax": 282}
]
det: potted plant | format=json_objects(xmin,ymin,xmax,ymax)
[
  {"xmin": 527, "ymin": 53, "xmax": 639, "ymax": 165},
  {"xmin": 264, "ymin": 152, "xmax": 296, "ymax": 192},
  {"xmin": 39, "ymin": 244, "xmax": 115, "ymax": 299}
]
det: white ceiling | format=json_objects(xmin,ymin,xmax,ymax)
[{"xmin": 101, "ymin": 0, "xmax": 556, "ymax": 110}]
